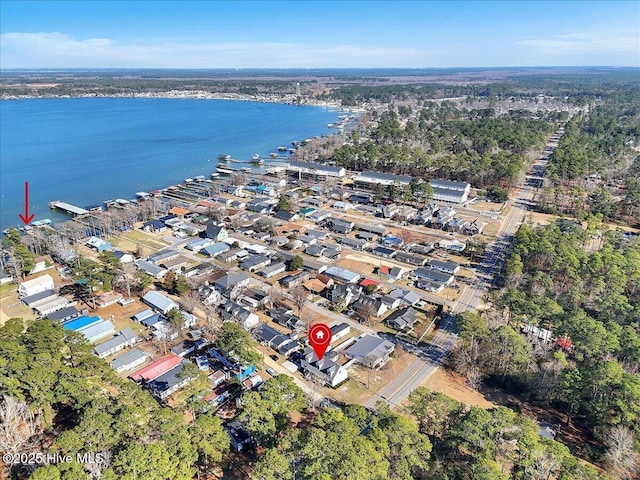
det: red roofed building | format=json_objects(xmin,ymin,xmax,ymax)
[
  {"xmin": 169, "ymin": 206, "xmax": 189, "ymax": 217},
  {"xmin": 359, "ymin": 278, "xmax": 380, "ymax": 290},
  {"xmin": 556, "ymin": 336, "xmax": 573, "ymax": 351},
  {"xmin": 129, "ymin": 354, "xmax": 181, "ymax": 382}
]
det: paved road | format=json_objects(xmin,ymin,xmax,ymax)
[{"xmin": 364, "ymin": 129, "xmax": 563, "ymax": 409}]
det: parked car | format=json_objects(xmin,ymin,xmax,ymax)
[{"xmin": 266, "ymin": 368, "xmax": 276, "ymax": 376}]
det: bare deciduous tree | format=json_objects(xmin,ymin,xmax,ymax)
[
  {"xmin": 181, "ymin": 290, "xmax": 201, "ymax": 314},
  {"xmin": 602, "ymin": 425, "xmax": 640, "ymax": 480},
  {"xmin": 291, "ymin": 287, "xmax": 307, "ymax": 316},
  {"xmin": 0, "ymin": 396, "xmax": 42, "ymax": 456}
]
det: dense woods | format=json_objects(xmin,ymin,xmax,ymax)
[
  {"xmin": 324, "ymin": 104, "xmax": 555, "ymax": 191},
  {"xmin": 449, "ymin": 221, "xmax": 640, "ymax": 477},
  {"xmin": 541, "ymin": 91, "xmax": 640, "ymax": 224},
  {"xmin": 0, "ymin": 319, "xmax": 229, "ymax": 480}
]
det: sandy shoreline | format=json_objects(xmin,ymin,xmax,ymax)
[{"xmin": 0, "ymin": 89, "xmax": 367, "ymax": 113}]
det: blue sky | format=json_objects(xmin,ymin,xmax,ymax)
[{"xmin": 1, "ymin": 1, "xmax": 638, "ymax": 68}]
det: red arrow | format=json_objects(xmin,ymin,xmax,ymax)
[{"xmin": 18, "ymin": 181, "xmax": 35, "ymax": 225}]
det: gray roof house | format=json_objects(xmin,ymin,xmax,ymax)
[
  {"xmin": 213, "ymin": 271, "xmax": 251, "ymax": 295},
  {"xmin": 387, "ymin": 288, "xmax": 421, "ymax": 307},
  {"xmin": 220, "ymin": 301, "xmax": 259, "ymax": 330},
  {"xmin": 202, "ymin": 242, "xmax": 231, "ymax": 258},
  {"xmin": 345, "ymin": 335, "xmax": 395, "ymax": 368},
  {"xmin": 206, "ymin": 223, "xmax": 229, "ymax": 242},
  {"xmin": 94, "ymin": 327, "xmax": 138, "ymax": 359},
  {"xmin": 142, "ymin": 290, "xmax": 179, "ymax": 315},
  {"xmin": 147, "ymin": 363, "xmax": 191, "ymax": 401},
  {"xmin": 239, "ymin": 255, "xmax": 271, "ymax": 272},
  {"xmin": 412, "ymin": 267, "xmax": 454, "ymax": 285},
  {"xmin": 325, "ymin": 266, "xmax": 361, "ymax": 284},
  {"xmin": 110, "ymin": 348, "xmax": 150, "ymax": 373},
  {"xmin": 148, "ymin": 249, "xmax": 180, "ymax": 265},
  {"xmin": 428, "ymin": 259, "xmax": 460, "ymax": 274},
  {"xmin": 386, "ymin": 307, "xmax": 419, "ymax": 331},
  {"xmin": 134, "ymin": 259, "xmax": 168, "ymax": 279},
  {"xmin": 260, "ymin": 262, "xmax": 286, "ymax": 278},
  {"xmin": 301, "ymin": 347, "xmax": 348, "ymax": 387}
]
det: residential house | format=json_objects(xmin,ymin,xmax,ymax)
[
  {"xmin": 331, "ymin": 201, "xmax": 352, "ymax": 212},
  {"xmin": 46, "ymin": 305, "xmax": 79, "ymax": 323},
  {"xmin": 186, "ymin": 238, "xmax": 215, "ymax": 252},
  {"xmin": 415, "ymin": 279, "xmax": 445, "ymax": 293},
  {"xmin": 78, "ymin": 319, "xmax": 116, "ymax": 343},
  {"xmin": 377, "ymin": 265, "xmax": 404, "ymax": 281},
  {"xmin": 325, "ymin": 266, "xmax": 360, "ymax": 284},
  {"xmin": 327, "ymin": 218, "xmax": 354, "ymax": 234},
  {"xmin": 260, "ymin": 262, "xmax": 286, "ymax": 279},
  {"xmin": 113, "ymin": 249, "xmax": 134, "ymax": 264},
  {"xmin": 86, "ymin": 236, "xmax": 111, "ymax": 252},
  {"xmin": 387, "ymin": 288, "xmax": 421, "ymax": 307},
  {"xmin": 340, "ymin": 237, "xmax": 369, "ymax": 251},
  {"xmin": 130, "ymin": 354, "xmax": 182, "ymax": 382},
  {"xmin": 142, "ymin": 220, "xmax": 166, "ymax": 233},
  {"xmin": 279, "ymin": 271, "xmax": 310, "ymax": 288},
  {"xmin": 159, "ymin": 256, "xmax": 190, "ymax": 272},
  {"xmin": 238, "ymin": 288, "xmax": 270, "ymax": 309},
  {"xmin": 94, "ymin": 327, "xmax": 138, "ymax": 358},
  {"xmin": 239, "ymin": 255, "xmax": 271, "ymax": 272},
  {"xmin": 412, "ymin": 267, "xmax": 454, "ymax": 285},
  {"xmin": 428, "ymin": 259, "xmax": 460, "ymax": 275},
  {"xmin": 383, "ymin": 204, "xmax": 401, "ymax": 219},
  {"xmin": 254, "ymin": 323, "xmax": 282, "ymax": 345},
  {"xmin": 386, "ymin": 307, "xmax": 419, "ymax": 331},
  {"xmin": 352, "ymin": 296, "xmax": 388, "ymax": 319},
  {"xmin": 432, "ymin": 207, "xmax": 457, "ymax": 227},
  {"xmin": 142, "ymin": 290, "xmax": 179, "ymax": 315},
  {"xmin": 395, "ymin": 251, "xmax": 429, "ymax": 266},
  {"xmin": 438, "ymin": 238, "xmax": 467, "ymax": 252},
  {"xmin": 147, "ymin": 363, "xmax": 191, "ymax": 401},
  {"xmin": 330, "ymin": 322, "xmax": 351, "ymax": 342},
  {"xmin": 220, "ymin": 301, "xmax": 260, "ymax": 330},
  {"xmin": 18, "ymin": 274, "xmax": 55, "ymax": 297},
  {"xmin": 308, "ymin": 210, "xmax": 332, "ymax": 223},
  {"xmin": 213, "ymin": 271, "xmax": 250, "ymax": 297},
  {"xmin": 305, "ymin": 245, "xmax": 325, "ymax": 257},
  {"xmin": 148, "ymin": 249, "xmax": 180, "ymax": 265},
  {"xmin": 269, "ymin": 307, "xmax": 305, "ymax": 331},
  {"xmin": 206, "ymin": 223, "xmax": 229, "ymax": 242},
  {"xmin": 225, "ymin": 420, "xmax": 253, "ymax": 452},
  {"xmin": 408, "ymin": 243, "xmax": 435, "ymax": 255},
  {"xmin": 326, "ymin": 283, "xmax": 362, "ymax": 306},
  {"xmin": 372, "ymin": 246, "xmax": 396, "ymax": 259},
  {"xmin": 29, "ymin": 255, "xmax": 54, "ymax": 274},
  {"xmin": 345, "ymin": 334, "xmax": 395, "ymax": 368},
  {"xmin": 110, "ymin": 348, "xmax": 150, "ymax": 373},
  {"xmin": 134, "ymin": 259, "xmax": 167, "ymax": 279},
  {"xmin": 381, "ymin": 236, "xmax": 403, "ymax": 248},
  {"xmin": 274, "ymin": 210, "xmax": 299, "ymax": 222},
  {"xmin": 301, "ymin": 348, "xmax": 348, "ymax": 387}
]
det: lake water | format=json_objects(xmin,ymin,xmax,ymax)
[{"xmin": 0, "ymin": 98, "xmax": 340, "ymax": 231}]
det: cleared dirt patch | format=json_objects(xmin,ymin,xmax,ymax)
[{"xmin": 417, "ymin": 367, "xmax": 500, "ymax": 409}]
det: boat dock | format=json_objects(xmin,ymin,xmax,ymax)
[{"xmin": 49, "ymin": 201, "xmax": 89, "ymax": 216}]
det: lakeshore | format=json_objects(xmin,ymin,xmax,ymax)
[{"xmin": 0, "ymin": 97, "xmax": 353, "ymax": 231}]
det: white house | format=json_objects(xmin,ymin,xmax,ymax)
[{"xmin": 18, "ymin": 274, "xmax": 55, "ymax": 298}]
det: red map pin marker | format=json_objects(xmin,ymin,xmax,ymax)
[{"xmin": 309, "ymin": 323, "xmax": 332, "ymax": 360}]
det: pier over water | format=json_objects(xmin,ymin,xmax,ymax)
[{"xmin": 49, "ymin": 201, "xmax": 89, "ymax": 216}]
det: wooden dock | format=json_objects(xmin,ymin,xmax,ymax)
[{"xmin": 49, "ymin": 201, "xmax": 89, "ymax": 216}]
